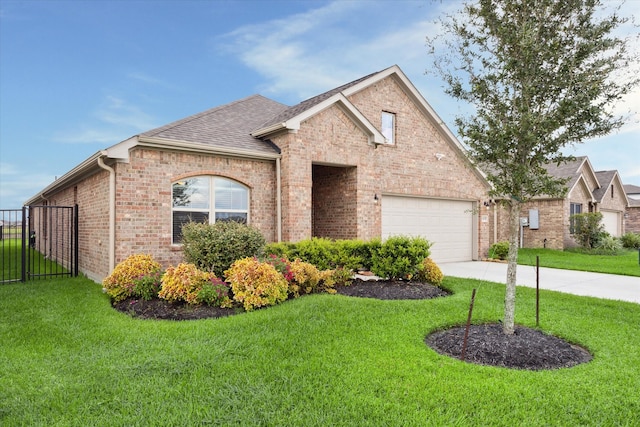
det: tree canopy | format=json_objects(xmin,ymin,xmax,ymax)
[{"xmin": 429, "ymin": 0, "xmax": 638, "ymax": 334}]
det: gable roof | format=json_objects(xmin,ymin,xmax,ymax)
[
  {"xmin": 139, "ymin": 95, "xmax": 288, "ymax": 156},
  {"xmin": 592, "ymin": 170, "xmax": 616, "ymax": 202},
  {"xmin": 544, "ymin": 156, "xmax": 594, "ymax": 190}
]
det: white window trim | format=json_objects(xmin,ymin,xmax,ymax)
[
  {"xmin": 381, "ymin": 111, "xmax": 396, "ymax": 145},
  {"xmin": 172, "ymin": 176, "xmax": 249, "ymax": 244}
]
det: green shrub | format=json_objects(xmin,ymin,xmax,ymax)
[
  {"xmin": 131, "ymin": 272, "xmax": 163, "ymax": 301},
  {"xmin": 224, "ymin": 258, "xmax": 289, "ymax": 311},
  {"xmin": 370, "ymin": 235, "xmax": 432, "ymax": 280},
  {"xmin": 571, "ymin": 212, "xmax": 605, "ymax": 249},
  {"xmin": 620, "ymin": 232, "xmax": 640, "ymax": 249},
  {"xmin": 102, "ymin": 254, "xmax": 163, "ymax": 302},
  {"xmin": 159, "ymin": 263, "xmax": 230, "ymax": 306},
  {"xmin": 333, "ymin": 239, "xmax": 370, "ymax": 271},
  {"xmin": 489, "ymin": 241, "xmax": 509, "ymax": 260},
  {"xmin": 181, "ymin": 221, "xmax": 266, "ymax": 277},
  {"xmin": 293, "ymin": 237, "xmax": 336, "ymax": 270},
  {"xmin": 596, "ymin": 235, "xmax": 622, "ymax": 253},
  {"xmin": 415, "ymin": 258, "xmax": 444, "ymax": 286},
  {"xmin": 197, "ymin": 278, "xmax": 232, "ymax": 307}
]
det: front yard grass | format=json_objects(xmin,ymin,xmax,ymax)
[
  {"xmin": 518, "ymin": 247, "xmax": 640, "ymax": 277},
  {"xmin": 1, "ymin": 276, "xmax": 638, "ymax": 426}
]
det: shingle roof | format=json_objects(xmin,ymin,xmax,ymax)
[
  {"xmin": 624, "ymin": 184, "xmax": 640, "ymax": 194},
  {"xmin": 592, "ymin": 170, "xmax": 617, "ymax": 202},
  {"xmin": 543, "ymin": 156, "xmax": 587, "ymax": 189},
  {"xmin": 141, "ymin": 95, "xmax": 289, "ymax": 155},
  {"xmin": 256, "ymin": 70, "xmax": 380, "ymax": 129}
]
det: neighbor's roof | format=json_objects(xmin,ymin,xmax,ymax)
[{"xmin": 624, "ymin": 184, "xmax": 640, "ymax": 194}]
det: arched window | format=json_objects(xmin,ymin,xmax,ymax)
[{"xmin": 172, "ymin": 176, "xmax": 248, "ymax": 243}]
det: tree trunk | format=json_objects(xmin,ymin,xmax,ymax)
[{"xmin": 503, "ymin": 200, "xmax": 521, "ymax": 335}]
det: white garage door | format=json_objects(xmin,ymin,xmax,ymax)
[
  {"xmin": 381, "ymin": 196, "xmax": 475, "ymax": 263},
  {"xmin": 601, "ymin": 210, "xmax": 621, "ymax": 237}
]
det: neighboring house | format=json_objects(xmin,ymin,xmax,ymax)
[
  {"xmin": 624, "ymin": 184, "xmax": 640, "ymax": 233},
  {"xmin": 488, "ymin": 156, "xmax": 629, "ymax": 250},
  {"xmin": 25, "ymin": 65, "xmax": 491, "ymax": 282}
]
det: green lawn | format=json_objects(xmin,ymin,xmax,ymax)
[
  {"xmin": 518, "ymin": 248, "xmax": 640, "ymax": 276},
  {"xmin": 1, "ymin": 276, "xmax": 638, "ymax": 426}
]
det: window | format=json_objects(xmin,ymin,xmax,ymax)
[
  {"xmin": 381, "ymin": 111, "xmax": 395, "ymax": 144},
  {"xmin": 611, "ymin": 185, "xmax": 614, "ymax": 198},
  {"xmin": 569, "ymin": 202, "xmax": 582, "ymax": 234},
  {"xmin": 172, "ymin": 176, "xmax": 248, "ymax": 243}
]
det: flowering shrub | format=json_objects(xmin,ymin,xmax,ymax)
[
  {"xmin": 260, "ymin": 254, "xmax": 294, "ymax": 282},
  {"xmin": 159, "ymin": 263, "xmax": 231, "ymax": 307},
  {"xmin": 415, "ymin": 258, "xmax": 444, "ymax": 286},
  {"xmin": 102, "ymin": 254, "xmax": 162, "ymax": 302},
  {"xmin": 287, "ymin": 259, "xmax": 321, "ymax": 297},
  {"xmin": 224, "ymin": 258, "xmax": 288, "ymax": 311}
]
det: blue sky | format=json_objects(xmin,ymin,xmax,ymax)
[{"xmin": 1, "ymin": 0, "xmax": 638, "ymax": 209}]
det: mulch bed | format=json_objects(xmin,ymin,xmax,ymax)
[
  {"xmin": 334, "ymin": 278, "xmax": 450, "ymax": 299},
  {"xmin": 112, "ymin": 279, "xmax": 592, "ymax": 370},
  {"xmin": 426, "ymin": 323, "xmax": 592, "ymax": 370}
]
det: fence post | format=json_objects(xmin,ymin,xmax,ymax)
[
  {"xmin": 21, "ymin": 206, "xmax": 27, "ymax": 282},
  {"xmin": 74, "ymin": 204, "xmax": 79, "ymax": 277}
]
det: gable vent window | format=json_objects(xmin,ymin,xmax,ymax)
[
  {"xmin": 381, "ymin": 111, "xmax": 395, "ymax": 144},
  {"xmin": 611, "ymin": 185, "xmax": 614, "ymax": 198},
  {"xmin": 172, "ymin": 176, "xmax": 248, "ymax": 244}
]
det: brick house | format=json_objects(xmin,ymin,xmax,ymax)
[
  {"xmin": 624, "ymin": 184, "xmax": 640, "ymax": 233},
  {"xmin": 488, "ymin": 156, "xmax": 629, "ymax": 250},
  {"xmin": 25, "ymin": 65, "xmax": 491, "ymax": 282}
]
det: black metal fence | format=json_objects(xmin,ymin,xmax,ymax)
[{"xmin": 1, "ymin": 205, "xmax": 78, "ymax": 283}]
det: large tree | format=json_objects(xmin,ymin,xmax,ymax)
[{"xmin": 429, "ymin": 0, "xmax": 638, "ymax": 334}]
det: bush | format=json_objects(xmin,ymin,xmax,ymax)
[
  {"xmin": 287, "ymin": 259, "xmax": 321, "ymax": 297},
  {"xmin": 131, "ymin": 272, "xmax": 163, "ymax": 301},
  {"xmin": 370, "ymin": 235, "xmax": 432, "ymax": 280},
  {"xmin": 224, "ymin": 258, "xmax": 289, "ymax": 311},
  {"xmin": 596, "ymin": 235, "xmax": 623, "ymax": 253},
  {"xmin": 571, "ymin": 212, "xmax": 605, "ymax": 249},
  {"xmin": 318, "ymin": 267, "xmax": 353, "ymax": 291},
  {"xmin": 415, "ymin": 258, "xmax": 444, "ymax": 286},
  {"xmin": 620, "ymin": 232, "xmax": 640, "ymax": 249},
  {"xmin": 159, "ymin": 263, "xmax": 231, "ymax": 306},
  {"xmin": 264, "ymin": 238, "xmax": 373, "ymax": 271},
  {"xmin": 102, "ymin": 254, "xmax": 163, "ymax": 302},
  {"xmin": 489, "ymin": 241, "xmax": 509, "ymax": 260},
  {"xmin": 181, "ymin": 221, "xmax": 266, "ymax": 277}
]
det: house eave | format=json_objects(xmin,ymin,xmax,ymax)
[{"xmin": 137, "ymin": 136, "xmax": 281, "ymax": 160}]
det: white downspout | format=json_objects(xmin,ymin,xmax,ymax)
[
  {"xmin": 97, "ymin": 152, "xmax": 116, "ymax": 273},
  {"xmin": 276, "ymin": 157, "xmax": 282, "ymax": 242}
]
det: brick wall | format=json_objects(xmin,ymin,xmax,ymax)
[
  {"xmin": 272, "ymin": 75, "xmax": 490, "ymax": 256},
  {"xmin": 111, "ymin": 148, "xmax": 278, "ymax": 273},
  {"xmin": 625, "ymin": 205, "xmax": 640, "ymax": 233}
]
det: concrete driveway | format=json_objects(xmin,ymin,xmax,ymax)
[{"xmin": 439, "ymin": 261, "xmax": 640, "ymax": 304}]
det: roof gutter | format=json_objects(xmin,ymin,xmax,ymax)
[{"xmin": 97, "ymin": 152, "xmax": 116, "ymax": 273}]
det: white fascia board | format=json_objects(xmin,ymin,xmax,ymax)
[
  {"xmin": 568, "ymin": 175, "xmax": 596, "ymax": 203},
  {"xmin": 137, "ymin": 136, "xmax": 280, "ymax": 160},
  {"xmin": 286, "ymin": 93, "xmax": 385, "ymax": 144},
  {"xmin": 251, "ymin": 93, "xmax": 385, "ymax": 144}
]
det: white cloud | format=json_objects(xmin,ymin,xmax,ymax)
[
  {"xmin": 217, "ymin": 1, "xmax": 442, "ymax": 100},
  {"xmin": 53, "ymin": 95, "xmax": 158, "ymax": 145}
]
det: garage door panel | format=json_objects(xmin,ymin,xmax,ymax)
[
  {"xmin": 601, "ymin": 210, "xmax": 621, "ymax": 237},
  {"xmin": 382, "ymin": 196, "xmax": 474, "ymax": 263}
]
